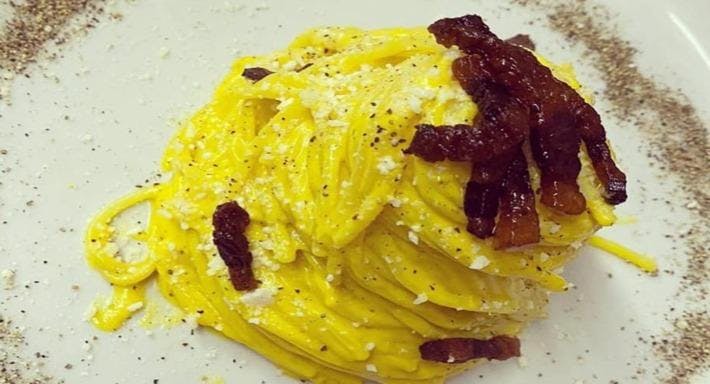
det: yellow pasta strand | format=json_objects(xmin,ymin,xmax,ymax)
[
  {"xmin": 588, "ymin": 236, "xmax": 658, "ymax": 273},
  {"xmin": 85, "ymin": 186, "xmax": 160, "ymax": 286},
  {"xmin": 90, "ymin": 284, "xmax": 146, "ymax": 331}
]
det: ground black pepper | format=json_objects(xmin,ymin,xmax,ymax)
[
  {"xmin": 514, "ymin": 1, "xmax": 709, "ymax": 382},
  {"xmin": 0, "ymin": 0, "xmax": 116, "ymax": 99},
  {"xmin": 0, "ymin": 316, "xmax": 61, "ymax": 384}
]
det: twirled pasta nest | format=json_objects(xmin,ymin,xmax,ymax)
[{"xmin": 85, "ymin": 16, "xmax": 624, "ymax": 384}]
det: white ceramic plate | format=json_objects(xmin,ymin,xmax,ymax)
[{"xmin": 0, "ymin": 1, "xmax": 708, "ymax": 383}]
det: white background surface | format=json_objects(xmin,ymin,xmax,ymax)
[{"xmin": 0, "ymin": 0, "xmax": 708, "ymax": 383}]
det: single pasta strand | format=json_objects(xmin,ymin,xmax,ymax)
[{"xmin": 587, "ymin": 236, "xmax": 657, "ymax": 273}]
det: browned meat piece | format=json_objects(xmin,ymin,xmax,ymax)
[
  {"xmin": 464, "ymin": 180, "xmax": 501, "ymax": 238},
  {"xmin": 493, "ymin": 149, "xmax": 541, "ymax": 248},
  {"xmin": 464, "ymin": 154, "xmax": 514, "ymax": 238},
  {"xmin": 420, "ymin": 336, "xmax": 521, "ymax": 363},
  {"xmin": 428, "ymin": 15, "xmax": 626, "ymax": 208},
  {"xmin": 404, "ymin": 15, "xmax": 627, "ymax": 248},
  {"xmin": 212, "ymin": 201, "xmax": 259, "ymax": 291}
]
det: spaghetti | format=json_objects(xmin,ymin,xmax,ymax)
[{"xmin": 85, "ymin": 24, "xmax": 645, "ymax": 383}]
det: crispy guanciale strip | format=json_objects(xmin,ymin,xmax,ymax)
[
  {"xmin": 242, "ymin": 67, "xmax": 274, "ymax": 82},
  {"xmin": 469, "ymin": 150, "xmax": 513, "ymax": 184},
  {"xmin": 529, "ymin": 106, "xmax": 586, "ymax": 214},
  {"xmin": 493, "ymin": 149, "xmax": 540, "ymax": 249},
  {"xmin": 212, "ymin": 201, "xmax": 259, "ymax": 291},
  {"xmin": 575, "ymin": 104, "xmax": 628, "ymax": 204},
  {"xmin": 420, "ymin": 336, "xmax": 521, "ymax": 363},
  {"xmin": 404, "ymin": 85, "xmax": 528, "ymax": 163},
  {"xmin": 464, "ymin": 154, "xmax": 513, "ymax": 238},
  {"xmin": 427, "ymin": 15, "xmax": 627, "ymax": 207},
  {"xmin": 428, "ymin": 15, "xmax": 499, "ymax": 54},
  {"xmin": 464, "ymin": 180, "xmax": 500, "ymax": 238}
]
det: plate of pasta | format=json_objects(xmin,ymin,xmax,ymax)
[{"xmin": 0, "ymin": 1, "xmax": 707, "ymax": 384}]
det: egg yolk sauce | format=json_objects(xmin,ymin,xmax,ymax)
[{"xmin": 85, "ymin": 26, "xmax": 619, "ymax": 383}]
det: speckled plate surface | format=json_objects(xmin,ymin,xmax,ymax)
[{"xmin": 0, "ymin": 0, "xmax": 708, "ymax": 383}]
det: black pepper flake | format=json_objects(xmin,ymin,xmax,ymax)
[
  {"xmin": 242, "ymin": 67, "xmax": 274, "ymax": 82},
  {"xmin": 0, "ymin": 0, "xmax": 112, "ymax": 87},
  {"xmin": 296, "ymin": 63, "xmax": 313, "ymax": 72}
]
